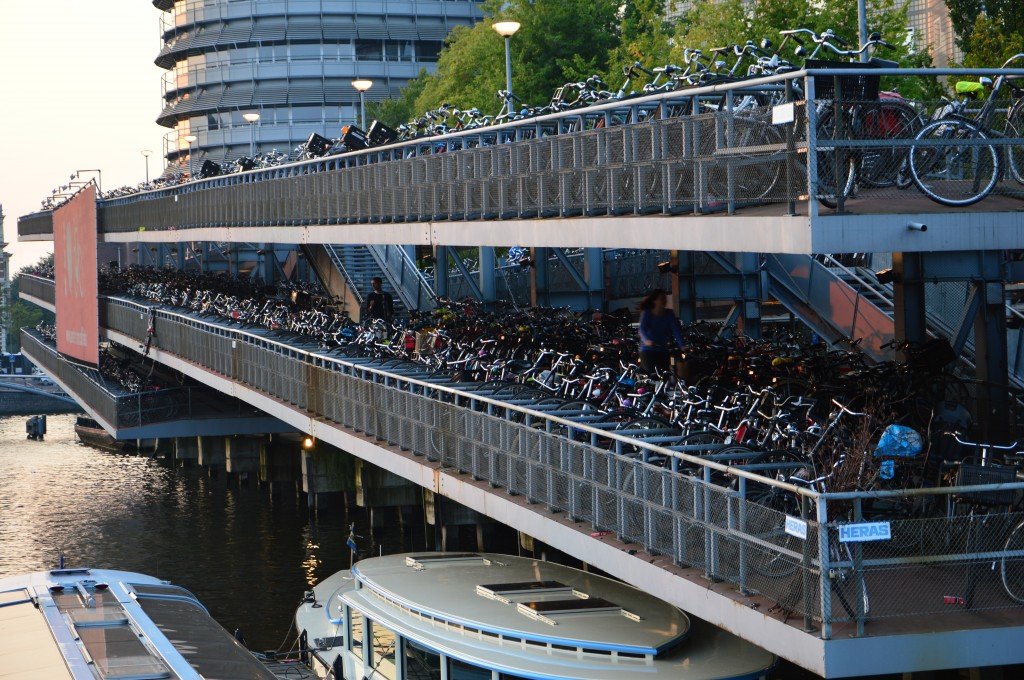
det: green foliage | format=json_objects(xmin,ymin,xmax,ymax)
[
  {"xmin": 604, "ymin": 0, "xmax": 676, "ymax": 90},
  {"xmin": 6, "ymin": 299, "xmax": 45, "ymax": 353},
  {"xmin": 947, "ymin": 0, "xmax": 1023, "ymax": 58},
  {"xmin": 957, "ymin": 16, "xmax": 1024, "ymax": 69},
  {"xmin": 365, "ymin": 70, "xmax": 430, "ymax": 127}
]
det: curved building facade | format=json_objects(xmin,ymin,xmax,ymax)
[{"xmin": 154, "ymin": 0, "xmax": 483, "ymax": 167}]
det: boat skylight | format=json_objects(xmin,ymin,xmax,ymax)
[
  {"xmin": 405, "ymin": 553, "xmax": 486, "ymax": 569},
  {"xmin": 476, "ymin": 581, "xmax": 572, "ymax": 603}
]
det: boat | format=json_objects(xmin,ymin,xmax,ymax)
[
  {"xmin": 74, "ymin": 416, "xmax": 139, "ymax": 453},
  {"xmin": 295, "ymin": 552, "xmax": 776, "ymax": 680},
  {"xmin": 0, "ymin": 566, "xmax": 304, "ymax": 679}
]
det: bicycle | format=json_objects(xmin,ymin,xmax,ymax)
[{"xmin": 908, "ymin": 53, "xmax": 1024, "ymax": 206}]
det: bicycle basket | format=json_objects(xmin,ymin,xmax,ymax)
[
  {"xmin": 954, "ymin": 461, "xmax": 1017, "ymax": 507},
  {"xmin": 806, "ymin": 60, "xmax": 880, "ymax": 102},
  {"xmin": 907, "ymin": 338, "xmax": 956, "ymax": 371}
]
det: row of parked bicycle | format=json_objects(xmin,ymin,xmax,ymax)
[
  {"xmin": 85, "ymin": 265, "xmax": 1007, "ymax": 514},
  {"xmin": 44, "ymin": 27, "xmax": 1022, "ymax": 212}
]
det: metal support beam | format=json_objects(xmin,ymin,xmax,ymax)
[
  {"xmin": 433, "ymin": 245, "xmax": 449, "ymax": 298},
  {"xmin": 530, "ymin": 247, "xmax": 549, "ymax": 307},
  {"xmin": 737, "ymin": 253, "xmax": 763, "ymax": 339},
  {"xmin": 973, "ymin": 251, "xmax": 1010, "ymax": 442},
  {"xmin": 550, "ymin": 248, "xmax": 589, "ymax": 291},
  {"xmin": 892, "ymin": 252, "xmax": 927, "ymax": 352},
  {"xmin": 448, "ymin": 248, "xmax": 483, "ymax": 301},
  {"xmin": 478, "ymin": 247, "xmax": 497, "ymax": 302},
  {"xmin": 672, "ymin": 251, "xmax": 697, "ymax": 324},
  {"xmin": 583, "ymin": 248, "xmax": 605, "ymax": 310}
]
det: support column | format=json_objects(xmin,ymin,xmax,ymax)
[
  {"xmin": 974, "ymin": 252, "xmax": 1010, "ymax": 442},
  {"xmin": 737, "ymin": 253, "xmax": 763, "ymax": 339},
  {"xmin": 672, "ymin": 251, "xmax": 698, "ymax": 324},
  {"xmin": 433, "ymin": 245, "xmax": 449, "ymax": 298},
  {"xmin": 478, "ymin": 246, "xmax": 496, "ymax": 303},
  {"xmin": 583, "ymin": 247, "xmax": 605, "ymax": 311},
  {"xmin": 225, "ymin": 436, "xmax": 261, "ymax": 479},
  {"xmin": 259, "ymin": 437, "xmax": 299, "ymax": 494},
  {"xmin": 198, "ymin": 436, "xmax": 226, "ymax": 474},
  {"xmin": 530, "ymin": 247, "xmax": 549, "ymax": 307},
  {"xmin": 892, "ymin": 252, "xmax": 927, "ymax": 351},
  {"xmin": 301, "ymin": 445, "xmax": 355, "ymax": 512},
  {"xmin": 174, "ymin": 437, "xmax": 199, "ymax": 467}
]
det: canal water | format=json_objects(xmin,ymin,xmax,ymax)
[
  {"xmin": 0, "ymin": 414, "xmax": 819, "ymax": 678},
  {"xmin": 0, "ymin": 414, "xmax": 422, "ymax": 651}
]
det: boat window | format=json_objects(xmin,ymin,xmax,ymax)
[
  {"xmin": 448, "ymin": 658, "xmax": 492, "ymax": 680},
  {"xmin": 350, "ymin": 609, "xmax": 364, "ymax": 660},
  {"xmin": 131, "ymin": 583, "xmax": 202, "ymax": 603},
  {"xmin": 403, "ymin": 640, "xmax": 440, "ymax": 680},
  {"xmin": 137, "ymin": 595, "xmax": 278, "ymax": 679},
  {"xmin": 76, "ymin": 626, "xmax": 173, "ymax": 679},
  {"xmin": 368, "ymin": 619, "xmax": 397, "ymax": 680}
]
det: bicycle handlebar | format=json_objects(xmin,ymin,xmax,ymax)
[{"xmin": 946, "ymin": 432, "xmax": 1020, "ymax": 451}]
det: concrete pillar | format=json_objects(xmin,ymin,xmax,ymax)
[
  {"xmin": 259, "ymin": 438, "xmax": 299, "ymax": 494},
  {"xmin": 198, "ymin": 436, "xmax": 226, "ymax": 474},
  {"xmin": 301, "ymin": 446, "xmax": 355, "ymax": 512},
  {"xmin": 226, "ymin": 436, "xmax": 261, "ymax": 480},
  {"xmin": 424, "ymin": 490, "xmax": 491, "ymax": 552},
  {"xmin": 174, "ymin": 437, "xmax": 199, "ymax": 467},
  {"xmin": 892, "ymin": 252, "xmax": 928, "ymax": 351}
]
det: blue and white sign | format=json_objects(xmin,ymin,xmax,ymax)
[
  {"xmin": 838, "ymin": 521, "xmax": 891, "ymax": 543},
  {"xmin": 784, "ymin": 515, "xmax": 808, "ymax": 540}
]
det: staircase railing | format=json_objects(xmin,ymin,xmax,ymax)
[
  {"xmin": 366, "ymin": 244, "xmax": 436, "ymax": 311},
  {"xmin": 323, "ymin": 245, "xmax": 365, "ymax": 306}
]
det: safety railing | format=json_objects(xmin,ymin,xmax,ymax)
[
  {"xmin": 20, "ymin": 330, "xmax": 194, "ymax": 430},
  {"xmin": 99, "ymin": 293, "xmax": 1024, "ymax": 638},
  {"xmin": 17, "ymin": 211, "xmax": 53, "ymax": 238},
  {"xmin": 19, "ymin": 274, "xmax": 56, "ymax": 306},
  {"xmin": 96, "ymin": 67, "xmax": 1024, "ymax": 236}
]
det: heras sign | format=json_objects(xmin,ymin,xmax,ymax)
[{"xmin": 837, "ymin": 522, "xmax": 892, "ymax": 543}]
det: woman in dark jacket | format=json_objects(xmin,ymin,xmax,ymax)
[{"xmin": 638, "ymin": 289, "xmax": 684, "ymax": 374}]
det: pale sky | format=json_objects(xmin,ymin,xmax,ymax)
[{"xmin": 1, "ymin": 2, "xmax": 166, "ymax": 272}]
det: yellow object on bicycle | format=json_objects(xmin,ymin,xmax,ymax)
[{"xmin": 955, "ymin": 81, "xmax": 985, "ymax": 96}]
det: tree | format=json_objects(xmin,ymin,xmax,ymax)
[
  {"xmin": 603, "ymin": 0, "xmax": 677, "ymax": 90},
  {"xmin": 365, "ymin": 70, "xmax": 430, "ymax": 128},
  {"xmin": 6, "ymin": 300, "xmax": 44, "ymax": 353},
  {"xmin": 947, "ymin": 0, "xmax": 1023, "ymax": 60}
]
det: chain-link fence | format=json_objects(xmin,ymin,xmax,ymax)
[{"xmin": 99, "ymin": 295, "xmax": 1024, "ymax": 638}]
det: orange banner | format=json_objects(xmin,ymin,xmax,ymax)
[{"xmin": 53, "ymin": 184, "xmax": 99, "ymax": 366}]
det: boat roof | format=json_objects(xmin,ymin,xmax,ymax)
[
  {"xmin": 302, "ymin": 553, "xmax": 776, "ymax": 680},
  {"xmin": 0, "ymin": 568, "xmax": 278, "ymax": 680}
]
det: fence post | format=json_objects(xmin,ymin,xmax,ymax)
[
  {"xmin": 801, "ymin": 494, "xmax": 813, "ymax": 632},
  {"xmin": 703, "ymin": 466, "xmax": 716, "ymax": 580},
  {"xmin": 737, "ymin": 476, "xmax": 748, "ymax": 595},
  {"xmin": 853, "ymin": 496, "xmax": 866, "ymax": 637},
  {"xmin": 817, "ymin": 494, "xmax": 832, "ymax": 640},
  {"xmin": 804, "ymin": 75, "xmax": 819, "ymax": 220},
  {"xmin": 785, "ymin": 78, "xmax": 797, "ymax": 216}
]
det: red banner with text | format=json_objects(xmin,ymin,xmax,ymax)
[{"xmin": 53, "ymin": 184, "xmax": 99, "ymax": 366}]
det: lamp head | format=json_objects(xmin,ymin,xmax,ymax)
[
  {"xmin": 351, "ymin": 79, "xmax": 373, "ymax": 93},
  {"xmin": 493, "ymin": 21, "xmax": 521, "ymax": 38},
  {"xmin": 243, "ymin": 112, "xmax": 261, "ymax": 123},
  {"xmin": 302, "ymin": 436, "xmax": 315, "ymax": 450},
  {"xmin": 183, "ymin": 135, "xmax": 198, "ymax": 144},
  {"xmin": 141, "ymin": 149, "xmax": 153, "ymax": 157}
]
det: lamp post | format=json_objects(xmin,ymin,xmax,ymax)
[
  {"xmin": 141, "ymin": 150, "xmax": 153, "ymax": 184},
  {"xmin": 493, "ymin": 21, "xmax": 521, "ymax": 115},
  {"xmin": 858, "ymin": 0, "xmax": 869, "ymax": 62},
  {"xmin": 183, "ymin": 135, "xmax": 198, "ymax": 180},
  {"xmin": 351, "ymin": 79, "xmax": 373, "ymax": 130},
  {"xmin": 243, "ymin": 112, "xmax": 261, "ymax": 157}
]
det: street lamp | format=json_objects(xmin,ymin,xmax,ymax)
[
  {"xmin": 493, "ymin": 21, "xmax": 521, "ymax": 114},
  {"xmin": 242, "ymin": 112, "xmax": 261, "ymax": 157},
  {"xmin": 351, "ymin": 79, "xmax": 373, "ymax": 130},
  {"xmin": 141, "ymin": 150, "xmax": 153, "ymax": 184},
  {"xmin": 183, "ymin": 135, "xmax": 198, "ymax": 180}
]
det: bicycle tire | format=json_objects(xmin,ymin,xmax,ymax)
[
  {"xmin": 814, "ymin": 107, "xmax": 857, "ymax": 209},
  {"xmin": 858, "ymin": 100, "xmax": 923, "ymax": 189},
  {"xmin": 1006, "ymin": 99, "xmax": 1024, "ymax": 185},
  {"xmin": 1002, "ymin": 521, "xmax": 1024, "ymax": 603},
  {"xmin": 910, "ymin": 119, "xmax": 1000, "ymax": 207}
]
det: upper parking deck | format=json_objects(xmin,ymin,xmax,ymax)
[{"xmin": 21, "ymin": 67, "xmax": 1024, "ymax": 254}]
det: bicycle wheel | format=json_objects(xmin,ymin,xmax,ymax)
[
  {"xmin": 1002, "ymin": 521, "xmax": 1024, "ymax": 603},
  {"xmin": 910, "ymin": 119, "xmax": 1000, "ymax": 207},
  {"xmin": 814, "ymin": 107, "xmax": 857, "ymax": 209},
  {"xmin": 1005, "ymin": 100, "xmax": 1024, "ymax": 185},
  {"xmin": 858, "ymin": 101, "xmax": 922, "ymax": 189}
]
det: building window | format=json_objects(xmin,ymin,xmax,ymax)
[
  {"xmin": 416, "ymin": 41, "xmax": 442, "ymax": 62},
  {"xmin": 368, "ymin": 620, "xmax": 396, "ymax": 680},
  {"xmin": 448, "ymin": 658, "xmax": 491, "ymax": 680},
  {"xmin": 356, "ymin": 39, "xmax": 383, "ymax": 60},
  {"xmin": 349, "ymin": 609, "xmax": 363, "ymax": 661}
]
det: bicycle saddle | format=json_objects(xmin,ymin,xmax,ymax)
[{"xmin": 955, "ymin": 80, "xmax": 985, "ymax": 95}]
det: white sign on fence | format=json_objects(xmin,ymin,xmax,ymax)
[
  {"xmin": 772, "ymin": 102, "xmax": 796, "ymax": 125},
  {"xmin": 784, "ymin": 515, "xmax": 808, "ymax": 540},
  {"xmin": 838, "ymin": 521, "xmax": 892, "ymax": 543}
]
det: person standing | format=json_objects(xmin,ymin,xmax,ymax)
[
  {"xmin": 638, "ymin": 289, "xmax": 685, "ymax": 375},
  {"xmin": 363, "ymin": 277, "xmax": 394, "ymax": 326}
]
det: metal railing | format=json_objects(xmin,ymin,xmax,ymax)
[
  {"xmin": 367, "ymin": 244, "xmax": 436, "ymax": 311},
  {"xmin": 100, "ymin": 293, "xmax": 1024, "ymax": 637},
  {"xmin": 20, "ymin": 330, "xmax": 193, "ymax": 430},
  {"xmin": 19, "ymin": 274, "xmax": 56, "ymax": 305},
  {"xmin": 17, "ymin": 211, "xmax": 53, "ymax": 237}
]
